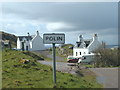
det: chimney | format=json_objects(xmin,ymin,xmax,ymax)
[
  {"xmin": 93, "ymin": 34, "xmax": 98, "ymax": 41},
  {"xmin": 27, "ymin": 32, "xmax": 30, "ymax": 36},
  {"xmin": 78, "ymin": 35, "xmax": 83, "ymax": 42},
  {"xmin": 36, "ymin": 31, "xmax": 39, "ymax": 36}
]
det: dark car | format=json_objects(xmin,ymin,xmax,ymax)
[{"xmin": 67, "ymin": 56, "xmax": 79, "ymax": 63}]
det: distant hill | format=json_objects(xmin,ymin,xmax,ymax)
[{"xmin": 0, "ymin": 31, "xmax": 17, "ymax": 48}]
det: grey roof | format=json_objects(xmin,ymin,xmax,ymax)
[
  {"xmin": 84, "ymin": 39, "xmax": 92, "ymax": 45},
  {"xmin": 76, "ymin": 38, "xmax": 93, "ymax": 48},
  {"xmin": 18, "ymin": 36, "xmax": 33, "ymax": 41}
]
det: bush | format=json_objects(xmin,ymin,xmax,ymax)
[
  {"xmin": 94, "ymin": 47, "xmax": 119, "ymax": 67},
  {"xmin": 93, "ymin": 42, "xmax": 119, "ymax": 67}
]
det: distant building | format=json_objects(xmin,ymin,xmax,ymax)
[
  {"xmin": 111, "ymin": 46, "xmax": 119, "ymax": 50},
  {"xmin": 73, "ymin": 34, "xmax": 101, "ymax": 57},
  {"xmin": 17, "ymin": 31, "xmax": 45, "ymax": 51}
]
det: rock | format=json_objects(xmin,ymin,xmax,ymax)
[{"xmin": 20, "ymin": 59, "xmax": 30, "ymax": 64}]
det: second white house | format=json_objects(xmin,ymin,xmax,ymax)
[{"xmin": 73, "ymin": 34, "xmax": 101, "ymax": 57}]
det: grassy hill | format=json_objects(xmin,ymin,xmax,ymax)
[
  {"xmin": 0, "ymin": 31, "xmax": 17, "ymax": 48},
  {"xmin": 2, "ymin": 49, "xmax": 102, "ymax": 88}
]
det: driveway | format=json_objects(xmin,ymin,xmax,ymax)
[{"xmin": 89, "ymin": 68, "xmax": 119, "ymax": 88}]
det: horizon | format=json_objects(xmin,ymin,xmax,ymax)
[{"xmin": 1, "ymin": 30, "xmax": 118, "ymax": 46}]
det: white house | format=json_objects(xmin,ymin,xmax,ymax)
[
  {"xmin": 17, "ymin": 31, "xmax": 45, "ymax": 51},
  {"xmin": 73, "ymin": 34, "xmax": 101, "ymax": 58}
]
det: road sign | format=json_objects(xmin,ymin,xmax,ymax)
[
  {"xmin": 43, "ymin": 33, "xmax": 65, "ymax": 87},
  {"xmin": 43, "ymin": 33, "xmax": 65, "ymax": 44}
]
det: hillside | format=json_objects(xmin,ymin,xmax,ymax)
[
  {"xmin": 49, "ymin": 44, "xmax": 74, "ymax": 58},
  {"xmin": 57, "ymin": 44, "xmax": 74, "ymax": 56},
  {"xmin": 0, "ymin": 31, "xmax": 17, "ymax": 48},
  {"xmin": 2, "ymin": 49, "xmax": 102, "ymax": 88}
]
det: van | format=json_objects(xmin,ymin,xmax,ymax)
[{"xmin": 78, "ymin": 55, "xmax": 94, "ymax": 64}]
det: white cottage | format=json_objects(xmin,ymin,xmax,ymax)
[
  {"xmin": 73, "ymin": 34, "xmax": 101, "ymax": 60},
  {"xmin": 17, "ymin": 31, "xmax": 45, "ymax": 51}
]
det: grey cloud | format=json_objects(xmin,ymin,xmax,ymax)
[{"xmin": 2, "ymin": 2, "xmax": 118, "ymax": 31}]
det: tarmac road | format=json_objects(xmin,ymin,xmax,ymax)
[
  {"xmin": 89, "ymin": 68, "xmax": 119, "ymax": 88},
  {"xmin": 37, "ymin": 61, "xmax": 78, "ymax": 74}
]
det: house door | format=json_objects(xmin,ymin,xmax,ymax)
[
  {"xmin": 22, "ymin": 42, "xmax": 24, "ymax": 51},
  {"xmin": 26, "ymin": 46, "xmax": 28, "ymax": 51}
]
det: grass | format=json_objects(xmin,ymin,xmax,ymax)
[
  {"xmin": 0, "ymin": 50, "xmax": 2, "ymax": 89},
  {"xmin": 2, "ymin": 49, "xmax": 102, "ymax": 88}
]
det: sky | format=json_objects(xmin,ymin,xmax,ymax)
[{"xmin": 0, "ymin": 2, "xmax": 118, "ymax": 45}]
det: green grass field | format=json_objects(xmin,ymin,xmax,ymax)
[{"xmin": 2, "ymin": 49, "xmax": 102, "ymax": 88}]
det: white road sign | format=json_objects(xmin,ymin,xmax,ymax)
[{"xmin": 43, "ymin": 33, "xmax": 65, "ymax": 44}]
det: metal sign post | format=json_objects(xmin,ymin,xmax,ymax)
[
  {"xmin": 43, "ymin": 33, "xmax": 65, "ymax": 86},
  {"xmin": 52, "ymin": 43, "xmax": 56, "ymax": 85}
]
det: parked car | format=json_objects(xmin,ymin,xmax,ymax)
[{"xmin": 67, "ymin": 56, "xmax": 79, "ymax": 63}]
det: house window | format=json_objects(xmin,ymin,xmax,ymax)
[
  {"xmin": 80, "ymin": 52, "xmax": 81, "ymax": 55},
  {"xmin": 76, "ymin": 52, "xmax": 78, "ymax": 56}
]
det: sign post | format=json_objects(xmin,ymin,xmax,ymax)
[
  {"xmin": 52, "ymin": 43, "xmax": 56, "ymax": 85},
  {"xmin": 43, "ymin": 33, "xmax": 65, "ymax": 86}
]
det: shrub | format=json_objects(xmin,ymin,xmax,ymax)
[{"xmin": 94, "ymin": 47, "xmax": 119, "ymax": 67}]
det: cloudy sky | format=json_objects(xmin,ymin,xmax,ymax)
[{"xmin": 0, "ymin": 2, "xmax": 118, "ymax": 45}]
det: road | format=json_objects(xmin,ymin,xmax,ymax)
[
  {"xmin": 89, "ymin": 68, "xmax": 119, "ymax": 88},
  {"xmin": 37, "ymin": 61, "xmax": 79, "ymax": 74}
]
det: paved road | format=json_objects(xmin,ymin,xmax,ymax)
[
  {"xmin": 38, "ymin": 61, "xmax": 78, "ymax": 74},
  {"xmin": 89, "ymin": 68, "xmax": 119, "ymax": 88}
]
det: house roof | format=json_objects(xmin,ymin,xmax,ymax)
[
  {"xmin": 84, "ymin": 39, "xmax": 92, "ymax": 46},
  {"xmin": 18, "ymin": 36, "xmax": 33, "ymax": 41},
  {"xmin": 76, "ymin": 39, "xmax": 93, "ymax": 48}
]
